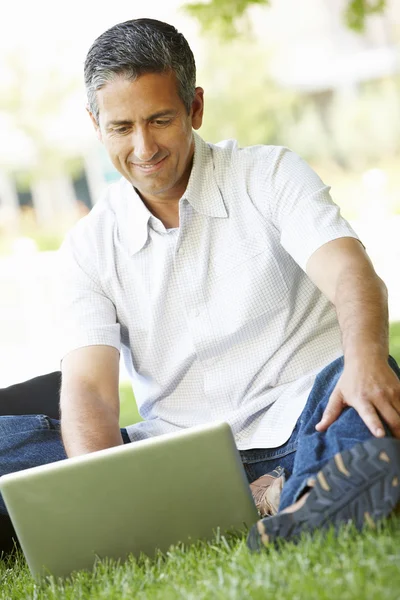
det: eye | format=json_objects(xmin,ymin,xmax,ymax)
[
  {"xmin": 153, "ymin": 119, "xmax": 172, "ymax": 127},
  {"xmin": 114, "ymin": 126, "xmax": 130, "ymax": 135}
]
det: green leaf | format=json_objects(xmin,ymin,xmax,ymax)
[{"xmin": 344, "ymin": 0, "xmax": 387, "ymax": 32}]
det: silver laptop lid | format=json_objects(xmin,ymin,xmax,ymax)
[{"xmin": 0, "ymin": 421, "xmax": 258, "ymax": 579}]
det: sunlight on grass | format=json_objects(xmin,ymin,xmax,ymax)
[
  {"xmin": 390, "ymin": 321, "xmax": 400, "ymax": 364},
  {"xmin": 119, "ymin": 382, "xmax": 142, "ymax": 428},
  {"xmin": 1, "ymin": 518, "xmax": 400, "ymax": 599}
]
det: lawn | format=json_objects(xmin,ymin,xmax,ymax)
[
  {"xmin": 1, "ymin": 323, "xmax": 399, "ymax": 599},
  {"xmin": 1, "ymin": 520, "xmax": 400, "ymax": 599},
  {"xmin": 389, "ymin": 321, "xmax": 400, "ymax": 365}
]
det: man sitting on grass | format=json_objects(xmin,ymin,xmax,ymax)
[{"xmin": 0, "ymin": 18, "xmax": 399, "ymax": 554}]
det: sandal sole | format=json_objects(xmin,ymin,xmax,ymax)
[{"xmin": 247, "ymin": 437, "xmax": 400, "ymax": 551}]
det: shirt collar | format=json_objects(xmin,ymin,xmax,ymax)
[
  {"xmin": 183, "ymin": 132, "xmax": 228, "ymax": 219},
  {"xmin": 121, "ymin": 180, "xmax": 152, "ymax": 256},
  {"xmin": 120, "ymin": 132, "xmax": 227, "ymax": 256}
]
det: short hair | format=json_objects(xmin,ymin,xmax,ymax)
[{"xmin": 84, "ymin": 18, "xmax": 196, "ymax": 122}]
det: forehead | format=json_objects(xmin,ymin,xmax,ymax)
[{"xmin": 96, "ymin": 71, "xmax": 183, "ymax": 121}]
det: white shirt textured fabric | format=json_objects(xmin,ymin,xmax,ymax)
[{"xmin": 58, "ymin": 133, "xmax": 360, "ymax": 450}]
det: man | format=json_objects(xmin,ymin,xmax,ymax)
[{"xmin": 0, "ymin": 18, "xmax": 399, "ymax": 554}]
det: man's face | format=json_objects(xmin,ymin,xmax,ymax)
[{"xmin": 89, "ymin": 71, "xmax": 204, "ymax": 205}]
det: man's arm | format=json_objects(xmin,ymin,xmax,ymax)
[
  {"xmin": 306, "ymin": 236, "xmax": 400, "ymax": 438},
  {"xmin": 60, "ymin": 345, "xmax": 123, "ymax": 457}
]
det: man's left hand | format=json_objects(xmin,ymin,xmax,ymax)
[{"xmin": 315, "ymin": 358, "xmax": 400, "ymax": 439}]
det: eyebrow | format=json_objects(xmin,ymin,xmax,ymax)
[{"xmin": 106, "ymin": 110, "xmax": 177, "ymax": 128}]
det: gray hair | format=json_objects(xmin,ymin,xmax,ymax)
[{"xmin": 84, "ymin": 18, "xmax": 196, "ymax": 122}]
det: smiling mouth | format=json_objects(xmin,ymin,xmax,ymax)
[{"xmin": 131, "ymin": 156, "xmax": 167, "ymax": 173}]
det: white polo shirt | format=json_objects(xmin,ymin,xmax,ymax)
[{"xmin": 58, "ymin": 133, "xmax": 359, "ymax": 450}]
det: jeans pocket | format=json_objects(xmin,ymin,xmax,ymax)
[
  {"xmin": 241, "ymin": 447, "xmax": 298, "ymax": 484},
  {"xmin": 0, "ymin": 414, "xmax": 56, "ymax": 435}
]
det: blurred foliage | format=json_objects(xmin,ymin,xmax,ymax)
[
  {"xmin": 199, "ymin": 39, "xmax": 302, "ymax": 147},
  {"xmin": 183, "ymin": 0, "xmax": 387, "ymax": 38},
  {"xmin": 30, "ymin": 233, "xmax": 64, "ymax": 252},
  {"xmin": 284, "ymin": 78, "xmax": 400, "ymax": 173},
  {"xmin": 183, "ymin": 0, "xmax": 269, "ymax": 38},
  {"xmin": 345, "ymin": 0, "xmax": 387, "ymax": 31},
  {"xmin": 199, "ymin": 37, "xmax": 400, "ymax": 175},
  {"xmin": 0, "ymin": 205, "xmax": 66, "ymax": 256},
  {"xmin": 0, "ymin": 0, "xmax": 398, "ymax": 245},
  {"xmin": 0, "ymin": 51, "xmax": 82, "ymax": 186},
  {"xmin": 322, "ymin": 78, "xmax": 400, "ymax": 171}
]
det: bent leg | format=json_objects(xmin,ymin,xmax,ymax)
[
  {"xmin": 0, "ymin": 415, "xmax": 67, "ymax": 516},
  {"xmin": 0, "ymin": 372, "xmax": 61, "ymax": 419},
  {"xmin": 279, "ymin": 355, "xmax": 400, "ymax": 510},
  {"xmin": 247, "ymin": 355, "xmax": 400, "ymax": 550},
  {"xmin": 0, "ymin": 414, "xmax": 66, "ymax": 557},
  {"xmin": 0, "ymin": 414, "xmax": 130, "ymax": 556}
]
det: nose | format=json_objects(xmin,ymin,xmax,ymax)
[{"xmin": 133, "ymin": 127, "xmax": 158, "ymax": 163}]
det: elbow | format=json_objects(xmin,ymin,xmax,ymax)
[{"xmin": 376, "ymin": 274, "xmax": 388, "ymax": 301}]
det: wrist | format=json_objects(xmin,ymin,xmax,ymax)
[{"xmin": 344, "ymin": 344, "xmax": 389, "ymax": 365}]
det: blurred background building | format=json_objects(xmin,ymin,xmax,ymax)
[{"xmin": 0, "ymin": 0, "xmax": 399, "ymax": 385}]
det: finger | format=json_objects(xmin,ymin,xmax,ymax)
[
  {"xmin": 315, "ymin": 389, "xmax": 344, "ymax": 432},
  {"xmin": 387, "ymin": 391, "xmax": 400, "ymax": 421},
  {"xmin": 356, "ymin": 402, "xmax": 386, "ymax": 438},
  {"xmin": 374, "ymin": 401, "xmax": 400, "ymax": 439}
]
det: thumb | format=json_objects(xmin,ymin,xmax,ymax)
[{"xmin": 315, "ymin": 388, "xmax": 344, "ymax": 432}]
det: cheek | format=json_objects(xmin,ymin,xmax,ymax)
[{"xmin": 105, "ymin": 139, "xmax": 128, "ymax": 162}]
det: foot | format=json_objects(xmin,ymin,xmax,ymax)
[
  {"xmin": 249, "ymin": 466, "xmax": 285, "ymax": 517},
  {"xmin": 247, "ymin": 437, "xmax": 400, "ymax": 551}
]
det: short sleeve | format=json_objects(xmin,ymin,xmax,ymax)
[
  {"xmin": 266, "ymin": 147, "xmax": 361, "ymax": 271},
  {"xmin": 56, "ymin": 221, "xmax": 121, "ymax": 361}
]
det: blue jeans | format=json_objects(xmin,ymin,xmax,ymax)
[
  {"xmin": 0, "ymin": 419, "xmax": 130, "ymax": 516},
  {"xmin": 240, "ymin": 355, "xmax": 400, "ymax": 510},
  {"xmin": 0, "ymin": 356, "xmax": 399, "ymax": 516}
]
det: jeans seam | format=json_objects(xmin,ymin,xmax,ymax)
[
  {"xmin": 240, "ymin": 443, "xmax": 298, "ymax": 464},
  {"xmin": 39, "ymin": 415, "xmax": 52, "ymax": 429}
]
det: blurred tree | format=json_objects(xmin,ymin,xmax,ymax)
[
  {"xmin": 199, "ymin": 38, "xmax": 303, "ymax": 146},
  {"xmin": 326, "ymin": 78, "xmax": 400, "ymax": 170},
  {"xmin": 199, "ymin": 37, "xmax": 400, "ymax": 174},
  {"xmin": 0, "ymin": 50, "xmax": 84, "ymax": 186},
  {"xmin": 183, "ymin": 0, "xmax": 387, "ymax": 37},
  {"xmin": 345, "ymin": 0, "xmax": 386, "ymax": 31}
]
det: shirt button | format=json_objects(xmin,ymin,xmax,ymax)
[
  {"xmin": 178, "ymin": 247, "xmax": 185, "ymax": 255},
  {"xmin": 192, "ymin": 308, "xmax": 200, "ymax": 318}
]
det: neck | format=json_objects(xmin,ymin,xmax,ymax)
[{"xmin": 142, "ymin": 198, "xmax": 180, "ymax": 229}]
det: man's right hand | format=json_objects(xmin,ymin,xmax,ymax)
[{"xmin": 60, "ymin": 345, "xmax": 123, "ymax": 457}]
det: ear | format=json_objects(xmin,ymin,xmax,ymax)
[
  {"xmin": 191, "ymin": 87, "xmax": 204, "ymax": 131},
  {"xmin": 86, "ymin": 105, "xmax": 103, "ymax": 142}
]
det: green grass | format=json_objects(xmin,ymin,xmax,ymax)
[
  {"xmin": 1, "ymin": 520, "xmax": 400, "ymax": 599},
  {"xmin": 119, "ymin": 383, "xmax": 142, "ymax": 428},
  {"xmin": 1, "ymin": 324, "xmax": 399, "ymax": 598},
  {"xmin": 389, "ymin": 321, "xmax": 400, "ymax": 365}
]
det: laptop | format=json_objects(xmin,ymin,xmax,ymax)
[{"xmin": 0, "ymin": 421, "xmax": 258, "ymax": 579}]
